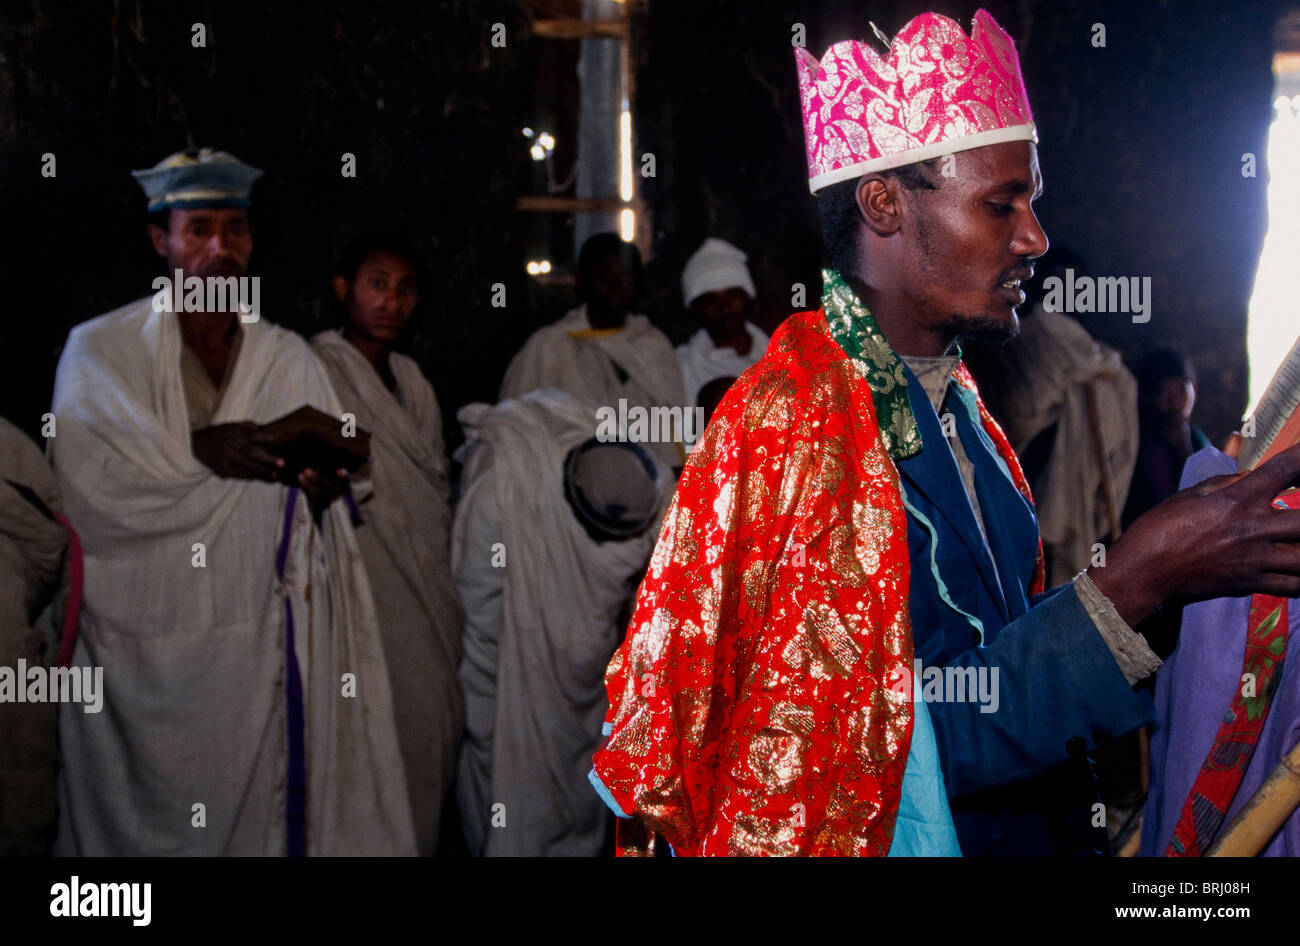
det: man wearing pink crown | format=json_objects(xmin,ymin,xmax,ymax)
[{"xmin": 590, "ymin": 9, "xmax": 1300, "ymax": 856}]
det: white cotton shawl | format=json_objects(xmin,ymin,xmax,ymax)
[
  {"xmin": 979, "ymin": 306, "xmax": 1138, "ymax": 585},
  {"xmin": 311, "ymin": 330, "xmax": 464, "ymax": 855},
  {"xmin": 49, "ymin": 298, "xmax": 415, "ymax": 856},
  {"xmin": 498, "ymin": 307, "xmax": 687, "ymax": 475},
  {"xmin": 674, "ymin": 323, "xmax": 769, "ymax": 408},
  {"xmin": 452, "ymin": 390, "xmax": 661, "ymax": 856}
]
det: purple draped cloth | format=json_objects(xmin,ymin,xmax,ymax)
[{"xmin": 1140, "ymin": 445, "xmax": 1300, "ymax": 856}]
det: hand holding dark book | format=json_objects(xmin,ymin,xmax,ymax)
[{"xmin": 257, "ymin": 406, "xmax": 371, "ymax": 485}]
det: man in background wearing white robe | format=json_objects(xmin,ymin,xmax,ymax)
[
  {"xmin": 312, "ymin": 232, "xmax": 463, "ymax": 856},
  {"xmin": 965, "ymin": 247, "xmax": 1138, "ymax": 586},
  {"xmin": 500, "ymin": 233, "xmax": 686, "ymax": 478},
  {"xmin": 452, "ymin": 390, "xmax": 663, "ymax": 856},
  {"xmin": 674, "ymin": 237, "xmax": 769, "ymax": 416},
  {"xmin": 50, "ymin": 149, "xmax": 413, "ymax": 856}
]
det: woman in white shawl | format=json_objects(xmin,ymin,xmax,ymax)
[{"xmin": 313, "ymin": 233, "xmax": 464, "ymax": 855}]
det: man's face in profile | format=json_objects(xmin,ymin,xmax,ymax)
[
  {"xmin": 148, "ymin": 207, "xmax": 253, "ymax": 282},
  {"xmin": 898, "ymin": 141, "xmax": 1049, "ymax": 347}
]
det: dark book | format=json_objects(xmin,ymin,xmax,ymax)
[{"xmin": 259, "ymin": 406, "xmax": 371, "ymax": 483}]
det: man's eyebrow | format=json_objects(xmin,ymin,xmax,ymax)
[
  {"xmin": 984, "ymin": 178, "xmax": 1044, "ymax": 200},
  {"xmin": 987, "ymin": 179, "xmax": 1031, "ymax": 195}
]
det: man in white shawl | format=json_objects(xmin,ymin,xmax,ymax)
[
  {"xmin": 312, "ymin": 232, "xmax": 463, "ymax": 856},
  {"xmin": 500, "ymin": 233, "xmax": 687, "ymax": 477},
  {"xmin": 50, "ymin": 149, "xmax": 413, "ymax": 856},
  {"xmin": 674, "ymin": 237, "xmax": 769, "ymax": 415},
  {"xmin": 966, "ymin": 247, "xmax": 1138, "ymax": 587},
  {"xmin": 0, "ymin": 418, "xmax": 68, "ymax": 855},
  {"xmin": 453, "ymin": 390, "xmax": 664, "ymax": 856}
]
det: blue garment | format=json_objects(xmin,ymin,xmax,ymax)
[{"xmin": 895, "ymin": 360, "xmax": 1152, "ymax": 856}]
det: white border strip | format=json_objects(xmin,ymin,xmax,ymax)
[{"xmin": 808, "ymin": 123, "xmax": 1038, "ymax": 193}]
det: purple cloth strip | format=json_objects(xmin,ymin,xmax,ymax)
[
  {"xmin": 276, "ymin": 487, "xmax": 308, "ymax": 857},
  {"xmin": 343, "ymin": 489, "xmax": 362, "ymax": 526}
]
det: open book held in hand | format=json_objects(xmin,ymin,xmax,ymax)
[
  {"xmin": 259, "ymin": 406, "xmax": 371, "ymax": 484},
  {"xmin": 1239, "ymin": 334, "xmax": 1300, "ymax": 472}
]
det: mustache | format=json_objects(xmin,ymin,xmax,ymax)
[
  {"xmin": 198, "ymin": 259, "xmax": 245, "ymax": 277},
  {"xmin": 997, "ymin": 262, "xmax": 1036, "ymax": 285}
]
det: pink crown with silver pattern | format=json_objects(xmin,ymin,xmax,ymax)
[{"xmin": 796, "ymin": 8, "xmax": 1036, "ymax": 193}]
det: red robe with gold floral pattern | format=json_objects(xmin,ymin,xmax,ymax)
[{"xmin": 592, "ymin": 307, "xmax": 917, "ymax": 855}]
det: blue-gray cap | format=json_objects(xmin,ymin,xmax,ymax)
[{"xmin": 131, "ymin": 147, "xmax": 263, "ymax": 212}]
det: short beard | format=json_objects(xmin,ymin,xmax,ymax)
[{"xmin": 942, "ymin": 310, "xmax": 1021, "ymax": 348}]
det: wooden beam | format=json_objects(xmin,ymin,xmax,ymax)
[
  {"xmin": 516, "ymin": 195, "xmax": 628, "ymax": 213},
  {"xmin": 533, "ymin": 18, "xmax": 627, "ymax": 40}
]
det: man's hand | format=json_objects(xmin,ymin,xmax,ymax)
[
  {"xmin": 192, "ymin": 422, "xmax": 285, "ymax": 481},
  {"xmin": 1090, "ymin": 441, "xmax": 1300, "ymax": 626},
  {"xmin": 298, "ymin": 467, "xmax": 350, "ymax": 516}
]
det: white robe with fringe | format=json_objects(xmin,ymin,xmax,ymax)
[
  {"xmin": 50, "ymin": 298, "xmax": 415, "ymax": 856},
  {"xmin": 311, "ymin": 330, "xmax": 464, "ymax": 856}
]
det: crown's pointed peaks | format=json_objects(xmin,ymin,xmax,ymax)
[
  {"xmin": 894, "ymin": 10, "xmax": 967, "ymax": 42},
  {"xmin": 795, "ymin": 8, "xmax": 1036, "ymax": 194},
  {"xmin": 971, "ymin": 7, "xmax": 1023, "ymax": 76},
  {"xmin": 800, "ymin": 11, "xmax": 987, "ymax": 82},
  {"xmin": 972, "ymin": 8, "xmax": 1014, "ymax": 45}
]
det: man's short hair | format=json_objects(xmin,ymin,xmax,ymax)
[
  {"xmin": 816, "ymin": 157, "xmax": 942, "ymax": 275},
  {"xmin": 577, "ymin": 232, "xmax": 642, "ymax": 288},
  {"xmin": 334, "ymin": 230, "xmax": 426, "ymax": 289}
]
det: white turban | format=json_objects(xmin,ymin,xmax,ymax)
[{"xmin": 681, "ymin": 238, "xmax": 756, "ymax": 307}]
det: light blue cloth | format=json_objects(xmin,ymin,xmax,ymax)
[{"xmin": 888, "ymin": 696, "xmax": 963, "ymax": 856}]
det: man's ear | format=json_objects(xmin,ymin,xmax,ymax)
[
  {"xmin": 146, "ymin": 223, "xmax": 169, "ymax": 258},
  {"xmin": 331, "ymin": 275, "xmax": 350, "ymax": 302},
  {"xmin": 855, "ymin": 174, "xmax": 904, "ymax": 237}
]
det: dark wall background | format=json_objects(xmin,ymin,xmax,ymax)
[
  {"xmin": 0, "ymin": 0, "xmax": 1287, "ymax": 447},
  {"xmin": 0, "ymin": 0, "xmax": 530, "ymax": 448}
]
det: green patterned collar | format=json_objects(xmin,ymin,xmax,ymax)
[{"xmin": 821, "ymin": 269, "xmax": 922, "ymax": 460}]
